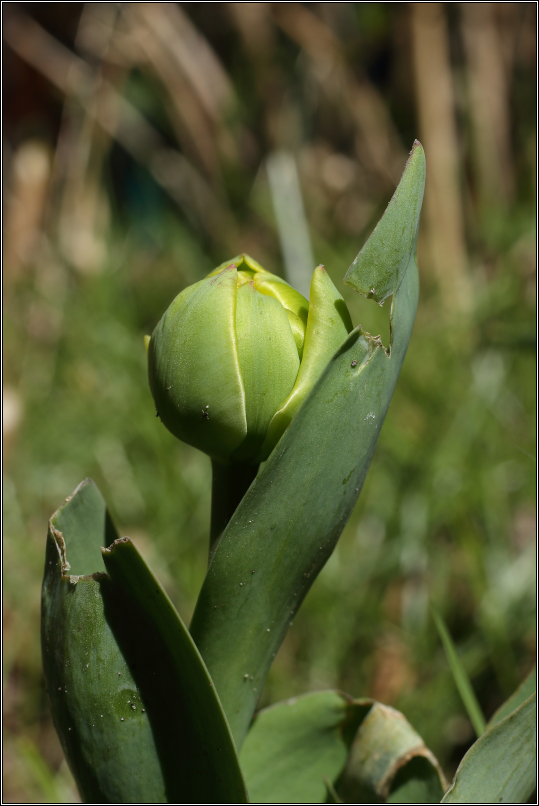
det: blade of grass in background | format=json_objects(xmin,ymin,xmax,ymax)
[
  {"xmin": 431, "ymin": 604, "xmax": 486, "ymax": 737},
  {"xmin": 324, "ymin": 777, "xmax": 343, "ymax": 804},
  {"xmin": 266, "ymin": 150, "xmax": 315, "ymax": 299},
  {"xmin": 16, "ymin": 738, "xmax": 65, "ymax": 804}
]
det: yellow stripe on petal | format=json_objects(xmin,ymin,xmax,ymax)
[{"xmin": 233, "ymin": 282, "xmax": 300, "ymax": 462}]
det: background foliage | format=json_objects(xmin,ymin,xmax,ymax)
[{"xmin": 3, "ymin": 3, "xmax": 536, "ymax": 801}]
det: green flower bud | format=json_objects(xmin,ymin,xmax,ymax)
[{"xmin": 148, "ymin": 254, "xmax": 353, "ymax": 465}]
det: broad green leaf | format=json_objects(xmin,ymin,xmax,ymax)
[
  {"xmin": 431, "ymin": 604, "xmax": 486, "ymax": 737},
  {"xmin": 486, "ymin": 666, "xmax": 536, "ymax": 730},
  {"xmin": 337, "ymin": 702, "xmax": 446, "ymax": 804},
  {"xmin": 190, "ymin": 143, "xmax": 425, "ymax": 748},
  {"xmin": 240, "ymin": 691, "xmax": 370, "ymax": 804},
  {"xmin": 442, "ymin": 693, "xmax": 536, "ymax": 804},
  {"xmin": 344, "ymin": 140, "xmax": 426, "ymax": 304},
  {"xmin": 101, "ymin": 537, "xmax": 248, "ymax": 803},
  {"xmin": 41, "ymin": 479, "xmax": 247, "ymax": 804},
  {"xmin": 240, "ymin": 690, "xmax": 445, "ymax": 805}
]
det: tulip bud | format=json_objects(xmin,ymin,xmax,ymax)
[{"xmin": 148, "ymin": 254, "xmax": 352, "ymax": 465}]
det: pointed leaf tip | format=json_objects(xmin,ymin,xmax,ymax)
[
  {"xmin": 442, "ymin": 694, "xmax": 536, "ymax": 804},
  {"xmin": 344, "ymin": 141, "xmax": 426, "ymax": 303}
]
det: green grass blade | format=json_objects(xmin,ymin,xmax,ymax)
[
  {"xmin": 441, "ymin": 694, "xmax": 536, "ymax": 803},
  {"xmin": 17, "ymin": 737, "xmax": 64, "ymax": 803},
  {"xmin": 431, "ymin": 604, "xmax": 487, "ymax": 737},
  {"xmin": 324, "ymin": 776, "xmax": 344, "ymax": 804}
]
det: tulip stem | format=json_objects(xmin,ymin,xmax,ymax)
[{"xmin": 209, "ymin": 460, "xmax": 259, "ymax": 564}]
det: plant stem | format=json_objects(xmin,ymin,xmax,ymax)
[{"xmin": 209, "ymin": 460, "xmax": 258, "ymax": 564}]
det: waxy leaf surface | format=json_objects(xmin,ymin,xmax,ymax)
[
  {"xmin": 190, "ymin": 143, "xmax": 426, "ymax": 747},
  {"xmin": 240, "ymin": 691, "xmax": 366, "ymax": 803},
  {"xmin": 240, "ymin": 688, "xmax": 445, "ymax": 805},
  {"xmin": 41, "ymin": 479, "xmax": 247, "ymax": 804},
  {"xmin": 442, "ymin": 693, "xmax": 536, "ymax": 804},
  {"xmin": 344, "ymin": 139, "xmax": 426, "ymax": 303},
  {"xmin": 485, "ymin": 666, "xmax": 536, "ymax": 730}
]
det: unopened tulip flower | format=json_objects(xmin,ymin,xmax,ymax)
[{"xmin": 147, "ymin": 254, "xmax": 353, "ymax": 467}]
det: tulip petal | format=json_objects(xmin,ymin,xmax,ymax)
[
  {"xmin": 253, "ymin": 273, "xmax": 309, "ymax": 327},
  {"xmin": 209, "ymin": 253, "xmax": 266, "ymax": 277},
  {"xmin": 148, "ymin": 266, "xmax": 247, "ymax": 463},
  {"xmin": 260, "ymin": 266, "xmax": 353, "ymax": 460},
  {"xmin": 285, "ymin": 309, "xmax": 306, "ymax": 359},
  {"xmin": 209, "ymin": 255, "xmax": 309, "ymax": 328},
  {"xmin": 233, "ymin": 282, "xmax": 300, "ymax": 462}
]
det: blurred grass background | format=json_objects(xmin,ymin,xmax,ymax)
[{"xmin": 2, "ymin": 3, "xmax": 536, "ymax": 801}]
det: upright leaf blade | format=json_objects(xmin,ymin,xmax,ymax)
[
  {"xmin": 344, "ymin": 140, "xmax": 426, "ymax": 303},
  {"xmin": 441, "ymin": 694, "xmax": 536, "ymax": 804},
  {"xmin": 42, "ymin": 479, "xmax": 248, "ymax": 804},
  {"xmin": 190, "ymin": 144, "xmax": 426, "ymax": 748},
  {"xmin": 102, "ymin": 537, "xmax": 248, "ymax": 803}
]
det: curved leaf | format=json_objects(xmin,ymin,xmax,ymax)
[
  {"xmin": 101, "ymin": 536, "xmax": 248, "ymax": 803},
  {"xmin": 337, "ymin": 701, "xmax": 447, "ymax": 804},
  {"xmin": 240, "ymin": 690, "xmax": 445, "ymax": 805},
  {"xmin": 486, "ymin": 666, "xmax": 536, "ymax": 730},
  {"xmin": 41, "ymin": 479, "xmax": 248, "ymax": 804},
  {"xmin": 442, "ymin": 694, "xmax": 536, "ymax": 804},
  {"xmin": 240, "ymin": 691, "xmax": 367, "ymax": 804},
  {"xmin": 190, "ymin": 144, "xmax": 426, "ymax": 747}
]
